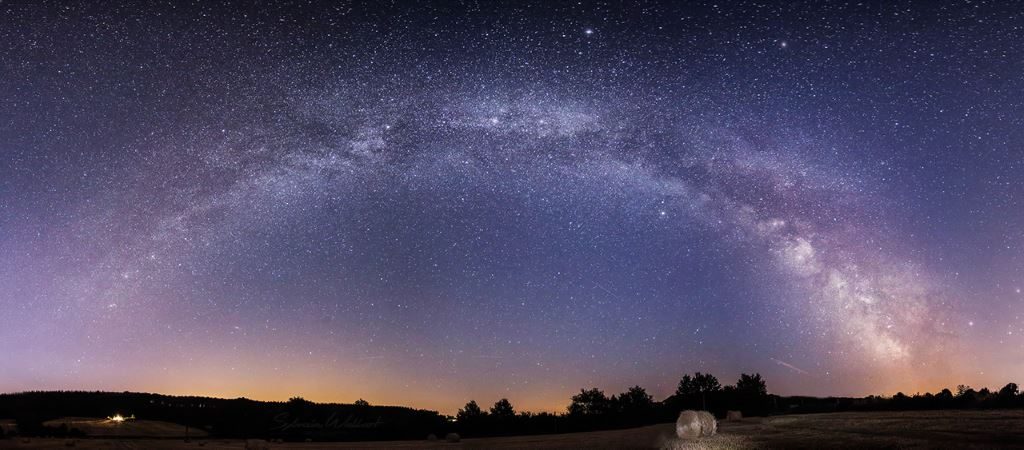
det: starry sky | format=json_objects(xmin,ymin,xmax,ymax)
[{"xmin": 1, "ymin": 1, "xmax": 1022, "ymax": 415}]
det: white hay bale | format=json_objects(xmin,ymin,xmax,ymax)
[
  {"xmin": 726, "ymin": 410, "xmax": 743, "ymax": 420},
  {"xmin": 675, "ymin": 410, "xmax": 717, "ymax": 439},
  {"xmin": 445, "ymin": 432, "xmax": 461, "ymax": 442}
]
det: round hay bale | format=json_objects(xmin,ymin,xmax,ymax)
[
  {"xmin": 726, "ymin": 410, "xmax": 743, "ymax": 420},
  {"xmin": 445, "ymin": 432, "xmax": 461, "ymax": 442},
  {"xmin": 426, "ymin": 433, "xmax": 438, "ymax": 441},
  {"xmin": 698, "ymin": 411, "xmax": 718, "ymax": 436},
  {"xmin": 675, "ymin": 410, "xmax": 717, "ymax": 439}
]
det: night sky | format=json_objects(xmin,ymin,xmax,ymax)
[{"xmin": 1, "ymin": 1, "xmax": 1022, "ymax": 414}]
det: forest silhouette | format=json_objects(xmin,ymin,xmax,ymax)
[{"xmin": 1, "ymin": 373, "xmax": 1020, "ymax": 442}]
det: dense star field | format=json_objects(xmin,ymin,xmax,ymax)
[{"xmin": 1, "ymin": 1, "xmax": 1021, "ymax": 414}]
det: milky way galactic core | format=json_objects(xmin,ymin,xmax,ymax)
[{"xmin": 1, "ymin": 1, "xmax": 1022, "ymax": 413}]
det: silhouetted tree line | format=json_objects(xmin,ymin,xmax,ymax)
[
  {"xmin": 1, "ymin": 377, "xmax": 1021, "ymax": 441},
  {"xmin": 781, "ymin": 383, "xmax": 1024, "ymax": 414},
  {"xmin": 450, "ymin": 374, "xmax": 1024, "ymax": 438},
  {"xmin": 0, "ymin": 391, "xmax": 446, "ymax": 441},
  {"xmin": 664, "ymin": 372, "xmax": 773, "ymax": 418},
  {"xmin": 452, "ymin": 373, "xmax": 772, "ymax": 437}
]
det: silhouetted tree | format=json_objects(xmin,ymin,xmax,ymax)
[
  {"xmin": 730, "ymin": 373, "xmax": 769, "ymax": 416},
  {"xmin": 675, "ymin": 373, "xmax": 720, "ymax": 409},
  {"xmin": 457, "ymin": 400, "xmax": 484, "ymax": 422},
  {"xmin": 286, "ymin": 396, "xmax": 313, "ymax": 418},
  {"xmin": 996, "ymin": 383, "xmax": 1020, "ymax": 407},
  {"xmin": 568, "ymin": 388, "xmax": 610, "ymax": 415},
  {"xmin": 614, "ymin": 386, "xmax": 654, "ymax": 424},
  {"xmin": 607, "ymin": 394, "xmax": 619, "ymax": 412},
  {"xmin": 999, "ymin": 383, "xmax": 1019, "ymax": 398},
  {"xmin": 694, "ymin": 373, "xmax": 722, "ymax": 393},
  {"xmin": 618, "ymin": 386, "xmax": 653, "ymax": 411},
  {"xmin": 978, "ymin": 387, "xmax": 991, "ymax": 398},
  {"xmin": 676, "ymin": 374, "xmax": 696, "ymax": 397},
  {"xmin": 736, "ymin": 373, "xmax": 768, "ymax": 396},
  {"xmin": 956, "ymin": 385, "xmax": 978, "ymax": 406},
  {"xmin": 490, "ymin": 398, "xmax": 515, "ymax": 417},
  {"xmin": 935, "ymin": 388, "xmax": 954, "ymax": 407},
  {"xmin": 353, "ymin": 399, "xmax": 369, "ymax": 406}
]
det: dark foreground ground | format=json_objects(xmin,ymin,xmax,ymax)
[{"xmin": 1, "ymin": 410, "xmax": 1022, "ymax": 449}]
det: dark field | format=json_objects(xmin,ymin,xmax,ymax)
[
  {"xmin": 2, "ymin": 410, "xmax": 1022, "ymax": 449},
  {"xmin": 40, "ymin": 417, "xmax": 208, "ymax": 438}
]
